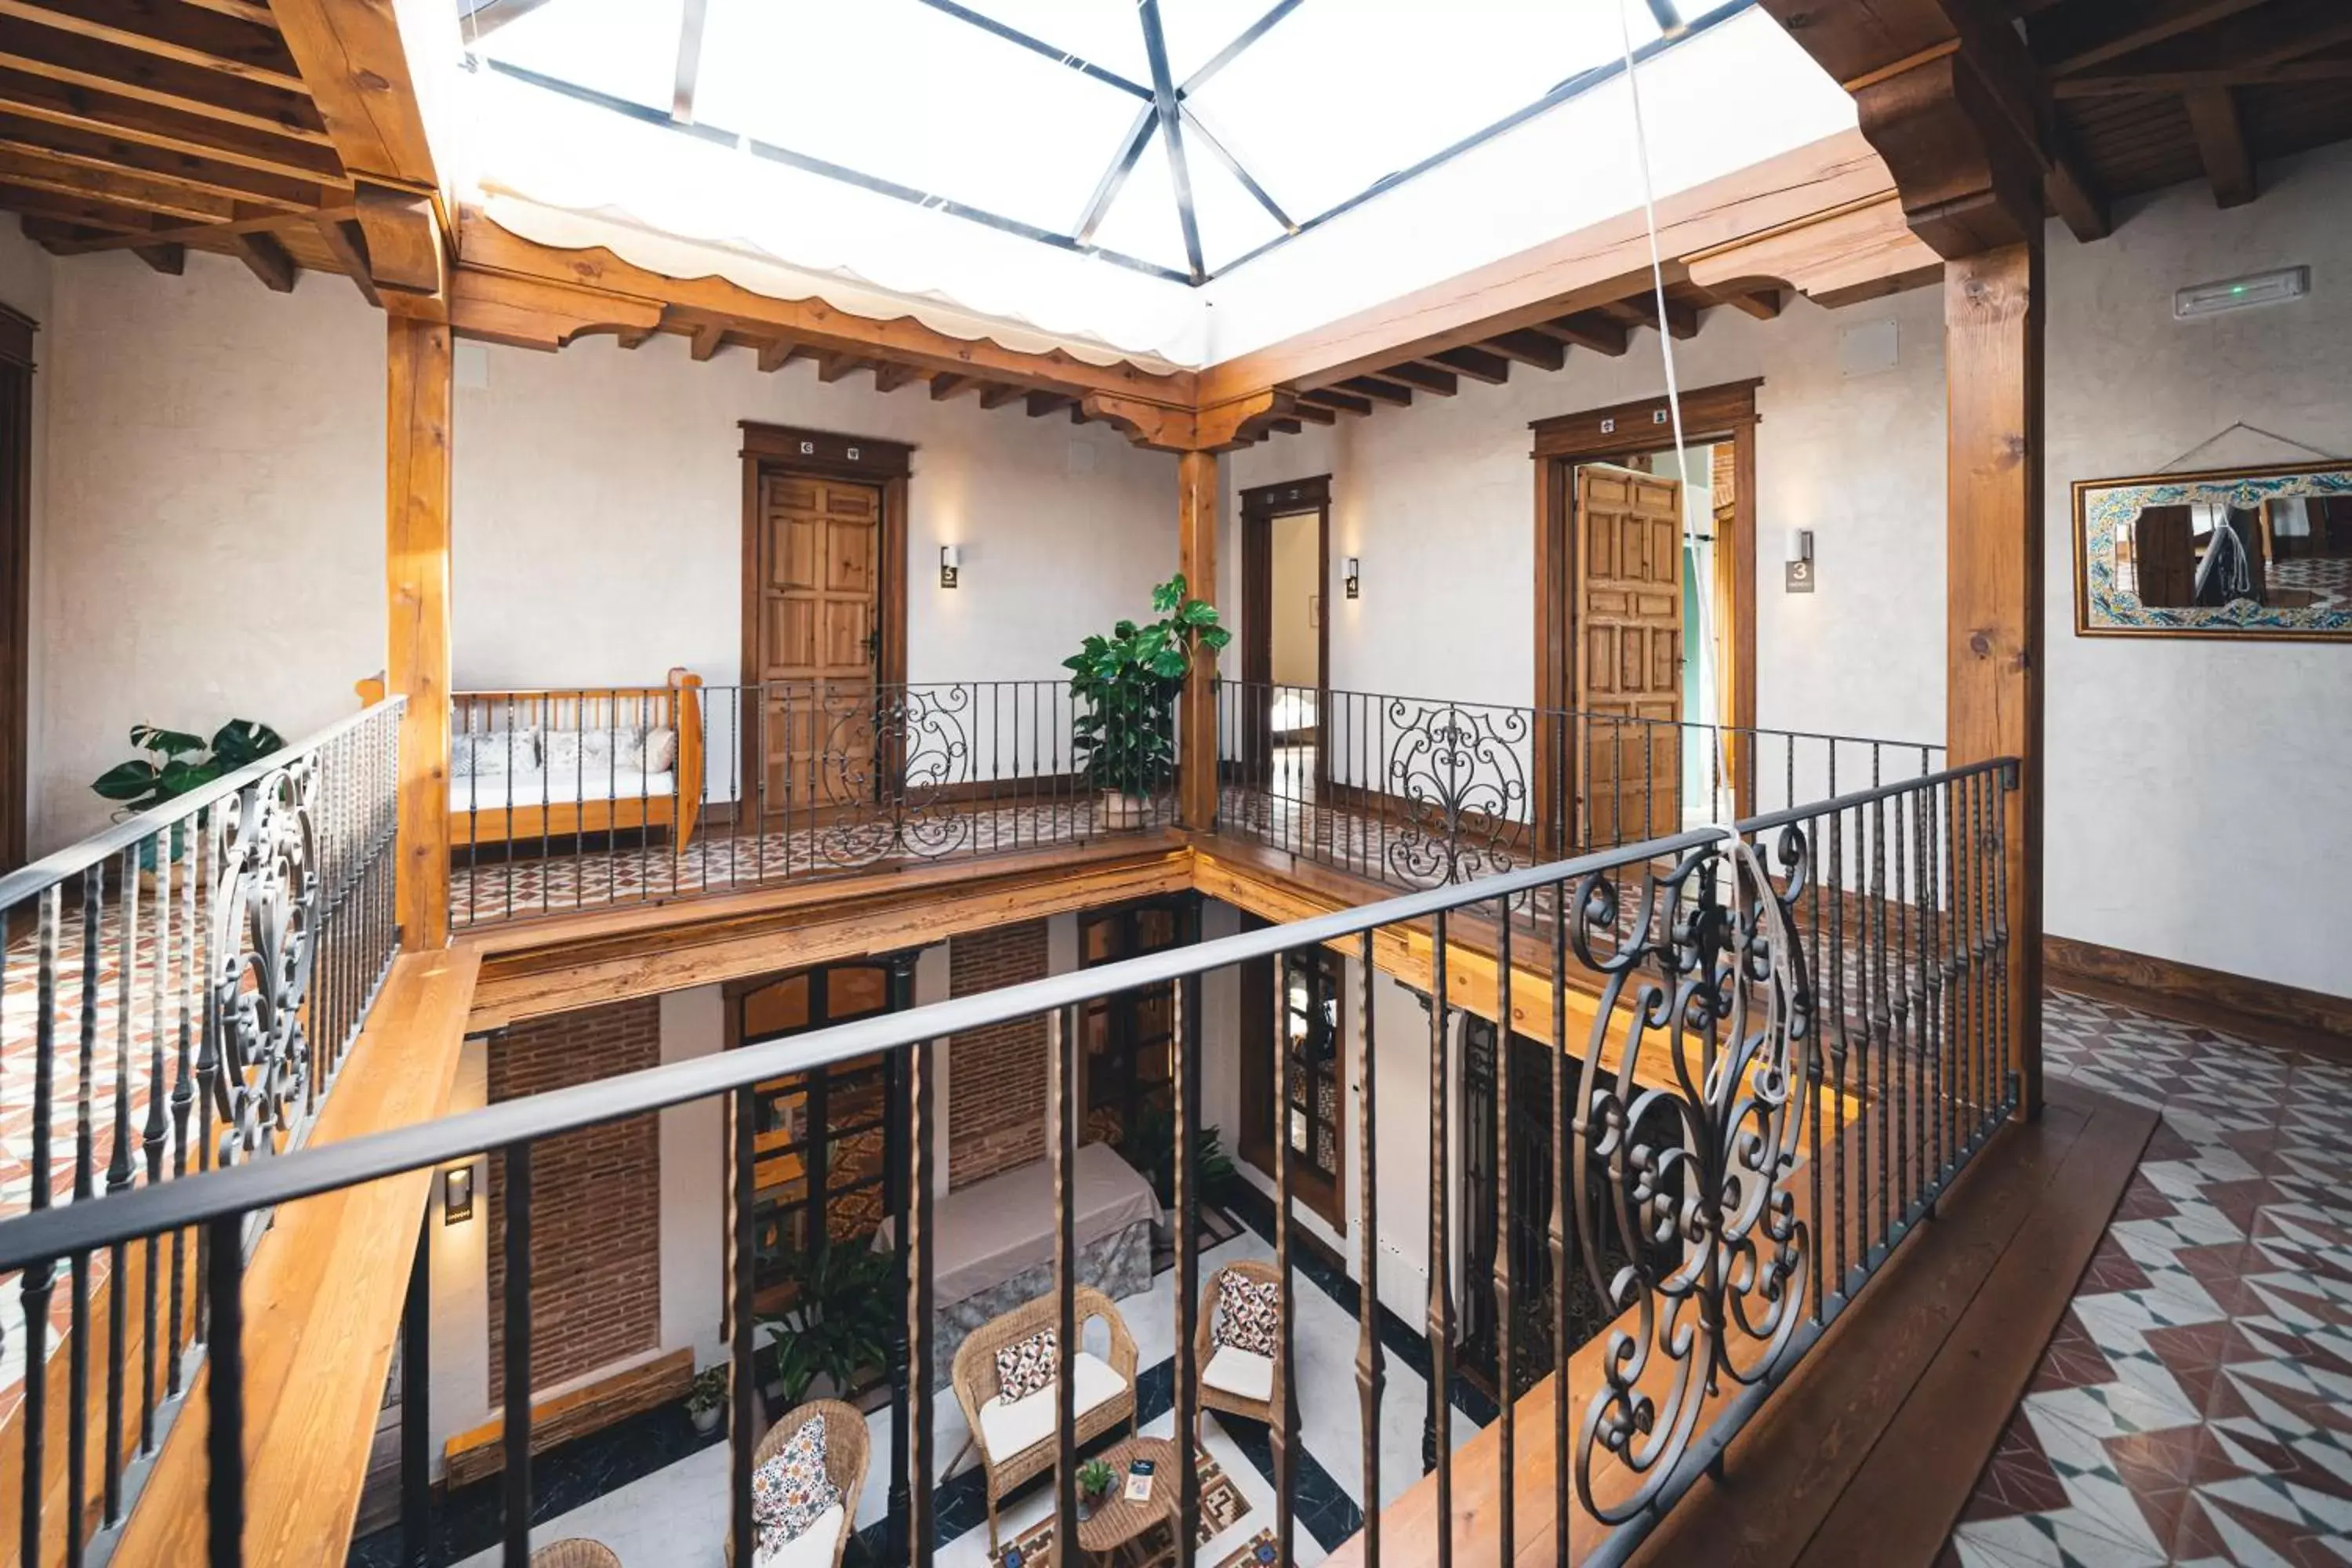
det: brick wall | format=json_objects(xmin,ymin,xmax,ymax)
[
  {"xmin": 948, "ymin": 921, "xmax": 1051, "ymax": 1188},
  {"xmin": 487, "ymin": 996, "xmax": 662, "ymax": 1398}
]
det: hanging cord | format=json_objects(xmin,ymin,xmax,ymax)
[
  {"xmin": 2154, "ymin": 420, "xmax": 2343, "ymax": 474},
  {"xmin": 1616, "ymin": 1, "xmax": 1735, "ymax": 826}
]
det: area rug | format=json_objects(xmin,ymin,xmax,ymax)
[
  {"xmin": 1214, "ymin": 1530, "xmax": 1280, "ymax": 1567},
  {"xmin": 991, "ymin": 1449, "xmax": 1249, "ymax": 1568}
]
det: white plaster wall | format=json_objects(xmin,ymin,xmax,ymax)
[
  {"xmin": 659, "ymin": 985, "xmax": 726, "ymax": 1371},
  {"xmin": 0, "ymin": 227, "xmax": 51, "ymax": 848},
  {"xmin": 450, "ymin": 334, "xmax": 1178, "ymax": 693},
  {"xmin": 33, "ymin": 251, "xmax": 384, "ymax": 851},
  {"xmin": 427, "ymin": 1037, "xmax": 492, "ymax": 1481},
  {"xmin": 2042, "ymin": 142, "xmax": 2352, "ymax": 998},
  {"xmin": 1225, "ymin": 283, "xmax": 1951, "ymax": 749}
]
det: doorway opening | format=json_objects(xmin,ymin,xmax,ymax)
[
  {"xmin": 1240, "ymin": 474, "xmax": 1331, "ymax": 810},
  {"xmin": 1076, "ymin": 898, "xmax": 1189, "ymax": 1154}
]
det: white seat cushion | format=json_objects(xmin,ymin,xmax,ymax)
[
  {"xmin": 451, "ymin": 770, "xmax": 675, "ymax": 811},
  {"xmin": 975, "ymin": 1351, "xmax": 1127, "ymax": 1461},
  {"xmin": 1202, "ymin": 1345, "xmax": 1275, "ymax": 1404},
  {"xmin": 753, "ymin": 1503, "xmax": 844, "ymax": 1568}
]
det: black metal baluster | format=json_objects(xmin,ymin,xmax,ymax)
[
  {"xmin": 908, "ymin": 1034, "xmax": 937, "ymax": 1567},
  {"xmin": 103, "ymin": 844, "xmax": 139, "ymax": 1524},
  {"xmin": 23, "ymin": 886, "xmax": 60, "ymax": 1568},
  {"xmin": 1356, "ymin": 928, "xmax": 1383, "ymax": 1568},
  {"xmin": 1994, "ymin": 764, "xmax": 2015, "ymax": 1115},
  {"xmin": 1935, "ymin": 778, "xmax": 1956, "ymax": 1189},
  {"xmin": 501, "ymin": 1144, "xmax": 532, "ymax": 1567},
  {"xmin": 1047, "ymin": 1007, "xmax": 1077, "ymax": 1555},
  {"xmin": 1272, "ymin": 950, "xmax": 1297, "ymax": 1568},
  {"xmin": 1827, "ymin": 804, "xmax": 1846, "ymax": 1297},
  {"xmin": 1891, "ymin": 779, "xmax": 1912, "ymax": 1229},
  {"xmin": 404, "ymin": 1218, "xmax": 434, "ymax": 1568},
  {"xmin": 882, "ymin": 951, "xmax": 916, "ymax": 1564},
  {"xmin": 69, "ymin": 866, "xmax": 101, "ymax": 1568},
  {"xmin": 1870, "ymin": 793, "xmax": 1889, "ymax": 1257},
  {"xmin": 169, "ymin": 813, "xmax": 198, "ymax": 1394},
  {"xmin": 731, "ymin": 1083, "xmax": 755, "ymax": 1568},
  {"xmin": 1427, "ymin": 911, "xmax": 1453, "ymax": 1568},
  {"xmin": 205, "ymin": 1211, "xmax": 245, "ymax": 1568},
  {"xmin": 1491, "ymin": 915, "xmax": 1513, "ymax": 1568},
  {"xmin": 1550, "ymin": 870, "xmax": 1572, "ymax": 1551}
]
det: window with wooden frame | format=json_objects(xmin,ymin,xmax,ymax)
[
  {"xmin": 1240, "ymin": 936, "xmax": 1345, "ymax": 1229},
  {"xmin": 728, "ymin": 962, "xmax": 900, "ymax": 1309},
  {"xmin": 1077, "ymin": 899, "xmax": 1185, "ymax": 1149}
]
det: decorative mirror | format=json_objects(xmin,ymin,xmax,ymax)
[{"xmin": 2074, "ymin": 459, "xmax": 2352, "ymax": 641}]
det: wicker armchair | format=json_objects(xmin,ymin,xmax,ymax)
[
  {"xmin": 950, "ymin": 1285, "xmax": 1139, "ymax": 1552},
  {"xmin": 529, "ymin": 1544, "xmax": 621, "ymax": 1568},
  {"xmin": 722, "ymin": 1397, "xmax": 870, "ymax": 1568},
  {"xmin": 1194, "ymin": 1260, "xmax": 1286, "ymax": 1441}
]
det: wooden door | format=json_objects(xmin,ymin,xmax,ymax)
[
  {"xmin": 1575, "ymin": 464, "xmax": 1684, "ymax": 845},
  {"xmin": 757, "ymin": 472, "xmax": 881, "ymax": 811}
]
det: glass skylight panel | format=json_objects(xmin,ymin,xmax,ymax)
[
  {"xmin": 1189, "ymin": 0, "xmax": 1660, "ymax": 220},
  {"xmin": 1083, "ymin": 125, "xmax": 1196, "ymax": 275},
  {"xmin": 1155, "ymin": 0, "xmax": 1291, "ymax": 82},
  {"xmin": 468, "ymin": 0, "xmax": 684, "ymax": 116},
  {"xmin": 691, "ymin": 0, "xmax": 1138, "ymax": 235},
  {"xmin": 969, "ymin": 0, "xmax": 1153, "ymax": 86}
]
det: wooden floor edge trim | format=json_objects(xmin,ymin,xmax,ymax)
[
  {"xmin": 1791, "ymin": 1086, "xmax": 2160, "ymax": 1568},
  {"xmin": 108, "ymin": 946, "xmax": 479, "ymax": 1567},
  {"xmin": 2045, "ymin": 934, "xmax": 2352, "ymax": 1060}
]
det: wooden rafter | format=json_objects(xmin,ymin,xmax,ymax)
[
  {"xmin": 873, "ymin": 362, "xmax": 920, "ymax": 393},
  {"xmin": 1338, "ymin": 375, "xmax": 1411, "ymax": 407},
  {"xmin": 132, "ymin": 240, "xmax": 183, "ymax": 271},
  {"xmin": 815, "ymin": 354, "xmax": 871, "ymax": 383},
  {"xmin": 0, "ymin": 120, "xmax": 321, "ymax": 209},
  {"xmin": 0, "ymin": 27, "xmax": 328, "ymax": 146},
  {"xmin": 1289, "ymin": 401, "xmax": 1337, "ymax": 425},
  {"xmin": 1428, "ymin": 346, "xmax": 1510, "ymax": 383},
  {"xmin": 1536, "ymin": 310, "xmax": 1629, "ymax": 355},
  {"xmin": 1604, "ymin": 292, "xmax": 1700, "ymax": 340},
  {"xmin": 2031, "ymin": 0, "xmax": 2277, "ymax": 74},
  {"xmin": 0, "ymin": 61, "xmax": 345, "ymax": 185},
  {"xmin": 1025, "ymin": 390, "xmax": 1070, "ymax": 416},
  {"xmin": 929, "ymin": 372, "xmax": 971, "ymax": 399},
  {"xmin": 688, "ymin": 320, "xmax": 727, "ymax": 361},
  {"xmin": 227, "ymin": 227, "xmax": 295, "ymax": 291},
  {"xmin": 757, "ymin": 339, "xmax": 806, "ymax": 372},
  {"xmin": 0, "ymin": 0, "xmax": 307, "ymax": 95},
  {"xmin": 0, "ymin": 141, "xmax": 238, "ymax": 221},
  {"xmin": 977, "ymin": 383, "xmax": 1027, "ymax": 409},
  {"xmin": 1382, "ymin": 361, "xmax": 1457, "ymax": 396},
  {"xmin": 1483, "ymin": 328, "xmax": 1566, "ymax": 370},
  {"xmin": 45, "ymin": 200, "xmax": 346, "ymax": 254},
  {"xmin": 2183, "ymin": 86, "xmax": 2257, "ymax": 205},
  {"xmin": 1299, "ymin": 386, "xmax": 1372, "ymax": 416},
  {"xmin": 311, "ymin": 212, "xmax": 380, "ymax": 304}
]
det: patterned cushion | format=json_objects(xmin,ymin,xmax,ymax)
[
  {"xmin": 751, "ymin": 1414, "xmax": 840, "ymax": 1544},
  {"xmin": 458, "ymin": 731, "xmax": 533, "ymax": 778},
  {"xmin": 1215, "ymin": 1274, "xmax": 1279, "ymax": 1358},
  {"xmin": 642, "ymin": 726, "xmax": 678, "ymax": 773},
  {"xmin": 994, "ymin": 1329, "xmax": 1058, "ymax": 1403}
]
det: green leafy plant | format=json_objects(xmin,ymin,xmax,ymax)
[
  {"xmin": 755, "ymin": 1242, "xmax": 897, "ymax": 1407},
  {"xmin": 1126, "ymin": 1109, "xmax": 1237, "ymax": 1211},
  {"xmin": 1077, "ymin": 1458, "xmax": 1116, "ymax": 1501},
  {"xmin": 90, "ymin": 720, "xmax": 286, "ymax": 815},
  {"xmin": 1062, "ymin": 573, "xmax": 1230, "ymax": 798},
  {"xmin": 684, "ymin": 1364, "xmax": 730, "ymax": 1418}
]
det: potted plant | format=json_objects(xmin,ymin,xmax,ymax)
[
  {"xmin": 90, "ymin": 720, "xmax": 285, "ymax": 887},
  {"xmin": 754, "ymin": 1241, "xmax": 897, "ymax": 1407},
  {"xmin": 1076, "ymin": 1457, "xmax": 1117, "ymax": 1519},
  {"xmin": 1063, "ymin": 573, "xmax": 1229, "ymax": 828},
  {"xmin": 1125, "ymin": 1111, "xmax": 1237, "ymax": 1240},
  {"xmin": 684, "ymin": 1364, "xmax": 729, "ymax": 1436}
]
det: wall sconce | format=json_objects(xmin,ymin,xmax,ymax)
[
  {"xmin": 1343, "ymin": 557, "xmax": 1360, "ymax": 600},
  {"xmin": 1784, "ymin": 529, "xmax": 1815, "ymax": 593},
  {"xmin": 939, "ymin": 543, "xmax": 961, "ymax": 590},
  {"xmin": 442, "ymin": 1163, "xmax": 474, "ymax": 1226}
]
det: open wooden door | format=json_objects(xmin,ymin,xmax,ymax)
[
  {"xmin": 756, "ymin": 472, "xmax": 881, "ymax": 811},
  {"xmin": 1575, "ymin": 463, "xmax": 1684, "ymax": 846}
]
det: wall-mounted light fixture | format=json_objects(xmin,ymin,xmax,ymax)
[
  {"xmin": 939, "ymin": 543, "xmax": 961, "ymax": 590},
  {"xmin": 1784, "ymin": 529, "xmax": 1815, "ymax": 593},
  {"xmin": 2175, "ymin": 265, "xmax": 2307, "ymax": 320},
  {"xmin": 442, "ymin": 1163, "xmax": 474, "ymax": 1226},
  {"xmin": 1343, "ymin": 557, "xmax": 1360, "ymax": 600}
]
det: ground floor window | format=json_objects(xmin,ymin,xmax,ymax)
[
  {"xmin": 1077, "ymin": 899, "xmax": 1185, "ymax": 1149},
  {"xmin": 1240, "ymin": 935, "xmax": 1345, "ymax": 1228}
]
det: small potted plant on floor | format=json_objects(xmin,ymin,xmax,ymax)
[
  {"xmin": 1076, "ymin": 1457, "xmax": 1117, "ymax": 1520},
  {"xmin": 1063, "ymin": 573, "xmax": 1229, "ymax": 829},
  {"xmin": 684, "ymin": 1364, "xmax": 729, "ymax": 1436}
]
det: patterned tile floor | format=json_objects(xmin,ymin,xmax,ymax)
[{"xmin": 1944, "ymin": 990, "xmax": 2352, "ymax": 1568}]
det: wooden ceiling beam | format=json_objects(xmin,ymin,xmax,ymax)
[
  {"xmin": 1267, "ymin": 417, "xmax": 1303, "ymax": 434},
  {"xmin": 2053, "ymin": 0, "xmax": 2352, "ymax": 78},
  {"xmin": 2052, "ymin": 56, "xmax": 2352, "ymax": 94},
  {"xmin": 132, "ymin": 240, "xmax": 183, "ymax": 272},
  {"xmin": 815, "ymin": 354, "xmax": 872, "ymax": 384},
  {"xmin": 2030, "ymin": 0, "xmax": 2276, "ymax": 75},
  {"xmin": 0, "ymin": 27, "xmax": 329, "ymax": 146},
  {"xmin": 1483, "ymin": 328, "xmax": 1566, "ymax": 371},
  {"xmin": 227, "ymin": 227, "xmax": 295, "ymax": 291},
  {"xmin": 977, "ymin": 383, "xmax": 1028, "ymax": 409},
  {"xmin": 688, "ymin": 320, "xmax": 727, "ymax": 361},
  {"xmin": 1300, "ymin": 387, "xmax": 1374, "ymax": 416},
  {"xmin": 1338, "ymin": 375, "xmax": 1412, "ymax": 407},
  {"xmin": 0, "ymin": 180, "xmax": 159, "ymax": 233},
  {"xmin": 181, "ymin": 0, "xmax": 279, "ymax": 27},
  {"xmin": 45, "ymin": 198, "xmax": 341, "ymax": 253},
  {"xmin": 0, "ymin": 117, "xmax": 325, "ymax": 209},
  {"xmin": 0, "ymin": 63, "xmax": 346, "ymax": 185},
  {"xmin": 1724, "ymin": 287, "xmax": 1784, "ymax": 320},
  {"xmin": 929, "ymin": 371, "xmax": 975, "ymax": 399},
  {"xmin": 1381, "ymin": 361, "xmax": 1457, "ymax": 396},
  {"xmin": 0, "ymin": 0, "xmax": 307, "ymax": 94},
  {"xmin": 1427, "ymin": 345, "xmax": 1510, "ymax": 383},
  {"xmin": 2183, "ymin": 86, "xmax": 2257, "ymax": 205},
  {"xmin": 267, "ymin": 0, "xmax": 437, "ymax": 190},
  {"xmin": 1605, "ymin": 292, "xmax": 1701, "ymax": 339},
  {"xmin": 310, "ymin": 213, "xmax": 379, "ymax": 303},
  {"xmin": 0, "ymin": 141, "xmax": 236, "ymax": 221},
  {"xmin": 756, "ymin": 338, "xmax": 807, "ymax": 372},
  {"xmin": 1290, "ymin": 401, "xmax": 1337, "ymax": 425},
  {"xmin": 1025, "ymin": 390, "xmax": 1071, "ymax": 416},
  {"xmin": 1537, "ymin": 310, "xmax": 1629, "ymax": 355},
  {"xmin": 873, "ymin": 362, "xmax": 920, "ymax": 393}
]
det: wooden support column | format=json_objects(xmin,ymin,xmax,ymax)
[
  {"xmin": 1945, "ymin": 242, "xmax": 2044, "ymax": 1118},
  {"xmin": 1177, "ymin": 448, "xmax": 1219, "ymax": 830},
  {"xmin": 387, "ymin": 316, "xmax": 453, "ymax": 949}
]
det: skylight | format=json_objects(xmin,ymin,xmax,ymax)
[{"xmin": 458, "ymin": 0, "xmax": 1753, "ymax": 286}]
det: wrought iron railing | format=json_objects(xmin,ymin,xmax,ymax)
[
  {"xmin": 0, "ymin": 698, "xmax": 401, "ymax": 1556},
  {"xmin": 450, "ymin": 679, "xmax": 1175, "ymax": 928},
  {"xmin": 0, "ymin": 755, "xmax": 2018, "ymax": 1567},
  {"xmin": 1215, "ymin": 678, "xmax": 1946, "ymax": 894}
]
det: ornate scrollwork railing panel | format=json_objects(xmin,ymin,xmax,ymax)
[
  {"xmin": 1569, "ymin": 821, "xmax": 1817, "ymax": 1526},
  {"xmin": 807, "ymin": 683, "xmax": 975, "ymax": 869},
  {"xmin": 1382, "ymin": 698, "xmax": 1531, "ymax": 889},
  {"xmin": 205, "ymin": 758, "xmax": 322, "ymax": 1168}
]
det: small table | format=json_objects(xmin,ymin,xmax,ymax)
[{"xmin": 1075, "ymin": 1436, "xmax": 1180, "ymax": 1565}]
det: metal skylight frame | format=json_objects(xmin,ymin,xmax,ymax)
[{"xmin": 467, "ymin": 0, "xmax": 1755, "ymax": 289}]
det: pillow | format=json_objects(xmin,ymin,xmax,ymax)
[
  {"xmin": 542, "ymin": 728, "xmax": 606, "ymax": 779},
  {"xmin": 460, "ymin": 731, "xmax": 534, "ymax": 777},
  {"xmin": 750, "ymin": 1414, "xmax": 840, "ymax": 1544},
  {"xmin": 1215, "ymin": 1273, "xmax": 1279, "ymax": 1359},
  {"xmin": 994, "ymin": 1328, "xmax": 1057, "ymax": 1403},
  {"xmin": 642, "ymin": 726, "xmax": 678, "ymax": 774}
]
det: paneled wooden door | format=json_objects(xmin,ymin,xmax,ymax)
[
  {"xmin": 1575, "ymin": 463, "xmax": 1684, "ymax": 845},
  {"xmin": 756, "ymin": 472, "xmax": 882, "ymax": 814}
]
